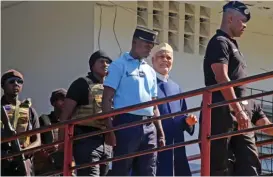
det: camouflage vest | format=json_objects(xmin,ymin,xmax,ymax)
[
  {"xmin": 40, "ymin": 114, "xmax": 59, "ymax": 144},
  {"xmin": 72, "ymin": 77, "xmax": 106, "ymax": 129},
  {"xmin": 3, "ymin": 99, "xmax": 32, "ymax": 147}
]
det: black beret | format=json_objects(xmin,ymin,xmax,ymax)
[
  {"xmin": 223, "ymin": 1, "xmax": 251, "ymax": 22},
  {"xmin": 133, "ymin": 26, "xmax": 158, "ymax": 44},
  {"xmin": 1, "ymin": 69, "xmax": 24, "ymax": 88},
  {"xmin": 89, "ymin": 50, "xmax": 112, "ymax": 70},
  {"xmin": 50, "ymin": 88, "xmax": 67, "ymax": 105}
]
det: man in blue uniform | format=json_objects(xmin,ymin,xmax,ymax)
[
  {"xmin": 150, "ymin": 43, "xmax": 198, "ymax": 176},
  {"xmin": 102, "ymin": 26, "xmax": 165, "ymax": 176}
]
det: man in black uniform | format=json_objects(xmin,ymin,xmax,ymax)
[
  {"xmin": 34, "ymin": 88, "xmax": 67, "ymax": 175},
  {"xmin": 201, "ymin": 1, "xmax": 261, "ymax": 176},
  {"xmin": 1, "ymin": 69, "xmax": 41, "ymax": 176},
  {"xmin": 228, "ymin": 99, "xmax": 273, "ymax": 174},
  {"xmin": 58, "ymin": 50, "xmax": 113, "ymax": 176}
]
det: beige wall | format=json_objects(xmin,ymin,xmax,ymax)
[
  {"xmin": 2, "ymin": 1, "xmax": 273, "ymax": 158},
  {"xmin": 92, "ymin": 2, "xmax": 273, "ymax": 156},
  {"xmin": 1, "ymin": 1, "xmax": 95, "ymax": 114}
]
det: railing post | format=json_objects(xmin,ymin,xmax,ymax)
[
  {"xmin": 63, "ymin": 124, "xmax": 74, "ymax": 176},
  {"xmin": 201, "ymin": 91, "xmax": 212, "ymax": 176}
]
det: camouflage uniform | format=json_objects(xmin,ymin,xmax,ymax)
[
  {"xmin": 1, "ymin": 98, "xmax": 39, "ymax": 176},
  {"xmin": 71, "ymin": 76, "xmax": 112, "ymax": 176},
  {"xmin": 1, "ymin": 69, "xmax": 40, "ymax": 176},
  {"xmin": 34, "ymin": 89, "xmax": 67, "ymax": 176},
  {"xmin": 66, "ymin": 50, "xmax": 112, "ymax": 176}
]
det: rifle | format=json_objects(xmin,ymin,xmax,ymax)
[{"xmin": 1, "ymin": 106, "xmax": 28, "ymax": 176}]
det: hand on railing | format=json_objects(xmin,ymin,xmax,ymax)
[{"xmin": 235, "ymin": 111, "xmax": 249, "ymax": 130}]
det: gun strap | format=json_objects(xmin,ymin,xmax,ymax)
[{"xmin": 12, "ymin": 100, "xmax": 21, "ymax": 130}]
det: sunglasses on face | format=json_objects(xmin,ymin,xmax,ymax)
[{"xmin": 6, "ymin": 78, "xmax": 24, "ymax": 85}]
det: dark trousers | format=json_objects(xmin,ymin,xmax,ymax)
[
  {"xmin": 199, "ymin": 105, "xmax": 261, "ymax": 176},
  {"xmin": 108, "ymin": 113, "xmax": 157, "ymax": 176},
  {"xmin": 1, "ymin": 156, "xmax": 33, "ymax": 176},
  {"xmin": 73, "ymin": 126, "xmax": 112, "ymax": 176}
]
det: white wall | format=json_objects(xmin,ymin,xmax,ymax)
[{"xmin": 1, "ymin": 1, "xmax": 95, "ymax": 114}]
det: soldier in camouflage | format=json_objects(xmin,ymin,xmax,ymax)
[
  {"xmin": 1, "ymin": 69, "xmax": 41, "ymax": 176},
  {"xmin": 58, "ymin": 50, "xmax": 113, "ymax": 176},
  {"xmin": 34, "ymin": 88, "xmax": 67, "ymax": 175}
]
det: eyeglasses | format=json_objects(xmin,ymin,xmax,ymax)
[{"xmin": 6, "ymin": 78, "xmax": 24, "ymax": 85}]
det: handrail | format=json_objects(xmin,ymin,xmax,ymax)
[
  {"xmin": 186, "ymin": 139, "xmax": 273, "ymax": 161},
  {"xmin": 1, "ymin": 107, "xmax": 201, "ymax": 160},
  {"xmin": 210, "ymin": 90, "xmax": 273, "ymax": 109},
  {"xmin": 2, "ymin": 71, "xmax": 273, "ymax": 143},
  {"xmin": 2, "ymin": 91, "xmax": 273, "ymax": 160},
  {"xmin": 209, "ymin": 124, "xmax": 273, "ymax": 141},
  {"xmin": 69, "ymin": 125, "xmax": 272, "ymax": 172},
  {"xmin": 40, "ymin": 124, "xmax": 272, "ymax": 176},
  {"xmin": 1, "ymin": 71, "xmax": 273, "ymax": 176}
]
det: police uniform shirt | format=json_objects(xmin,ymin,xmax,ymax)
[
  {"xmin": 104, "ymin": 52, "xmax": 157, "ymax": 116},
  {"xmin": 203, "ymin": 29, "xmax": 248, "ymax": 100}
]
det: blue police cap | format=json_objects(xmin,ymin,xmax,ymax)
[
  {"xmin": 133, "ymin": 26, "xmax": 158, "ymax": 44},
  {"xmin": 223, "ymin": 1, "xmax": 251, "ymax": 22}
]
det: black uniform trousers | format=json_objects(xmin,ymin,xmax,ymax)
[
  {"xmin": 199, "ymin": 105, "xmax": 261, "ymax": 176},
  {"xmin": 1, "ymin": 150, "xmax": 33, "ymax": 176},
  {"xmin": 73, "ymin": 126, "xmax": 112, "ymax": 176}
]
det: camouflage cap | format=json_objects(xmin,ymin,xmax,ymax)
[{"xmin": 1, "ymin": 69, "xmax": 24, "ymax": 88}]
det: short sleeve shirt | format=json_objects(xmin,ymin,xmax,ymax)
[
  {"xmin": 66, "ymin": 73, "xmax": 101, "ymax": 133},
  {"xmin": 104, "ymin": 52, "xmax": 157, "ymax": 116},
  {"xmin": 66, "ymin": 73, "xmax": 100, "ymax": 106},
  {"xmin": 203, "ymin": 30, "xmax": 248, "ymax": 101}
]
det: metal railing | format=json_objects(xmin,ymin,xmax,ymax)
[
  {"xmin": 247, "ymin": 87, "xmax": 273, "ymax": 175},
  {"xmin": 1, "ymin": 71, "xmax": 273, "ymax": 176}
]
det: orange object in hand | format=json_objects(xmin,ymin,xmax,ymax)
[{"xmin": 185, "ymin": 114, "xmax": 198, "ymax": 126}]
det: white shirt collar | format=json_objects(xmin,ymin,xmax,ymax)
[{"xmin": 156, "ymin": 72, "xmax": 169, "ymax": 82}]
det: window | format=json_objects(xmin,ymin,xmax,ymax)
[
  {"xmin": 168, "ymin": 1, "xmax": 179, "ymax": 51},
  {"xmin": 137, "ymin": 1, "xmax": 148, "ymax": 28},
  {"xmin": 199, "ymin": 6, "xmax": 210, "ymax": 55},
  {"xmin": 136, "ymin": 1, "xmax": 211, "ymax": 54}
]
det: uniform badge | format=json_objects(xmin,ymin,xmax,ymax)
[
  {"xmin": 4, "ymin": 105, "xmax": 12, "ymax": 111},
  {"xmin": 244, "ymin": 9, "xmax": 250, "ymax": 15}
]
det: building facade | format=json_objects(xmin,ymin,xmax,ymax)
[{"xmin": 1, "ymin": 1, "xmax": 273, "ymax": 174}]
